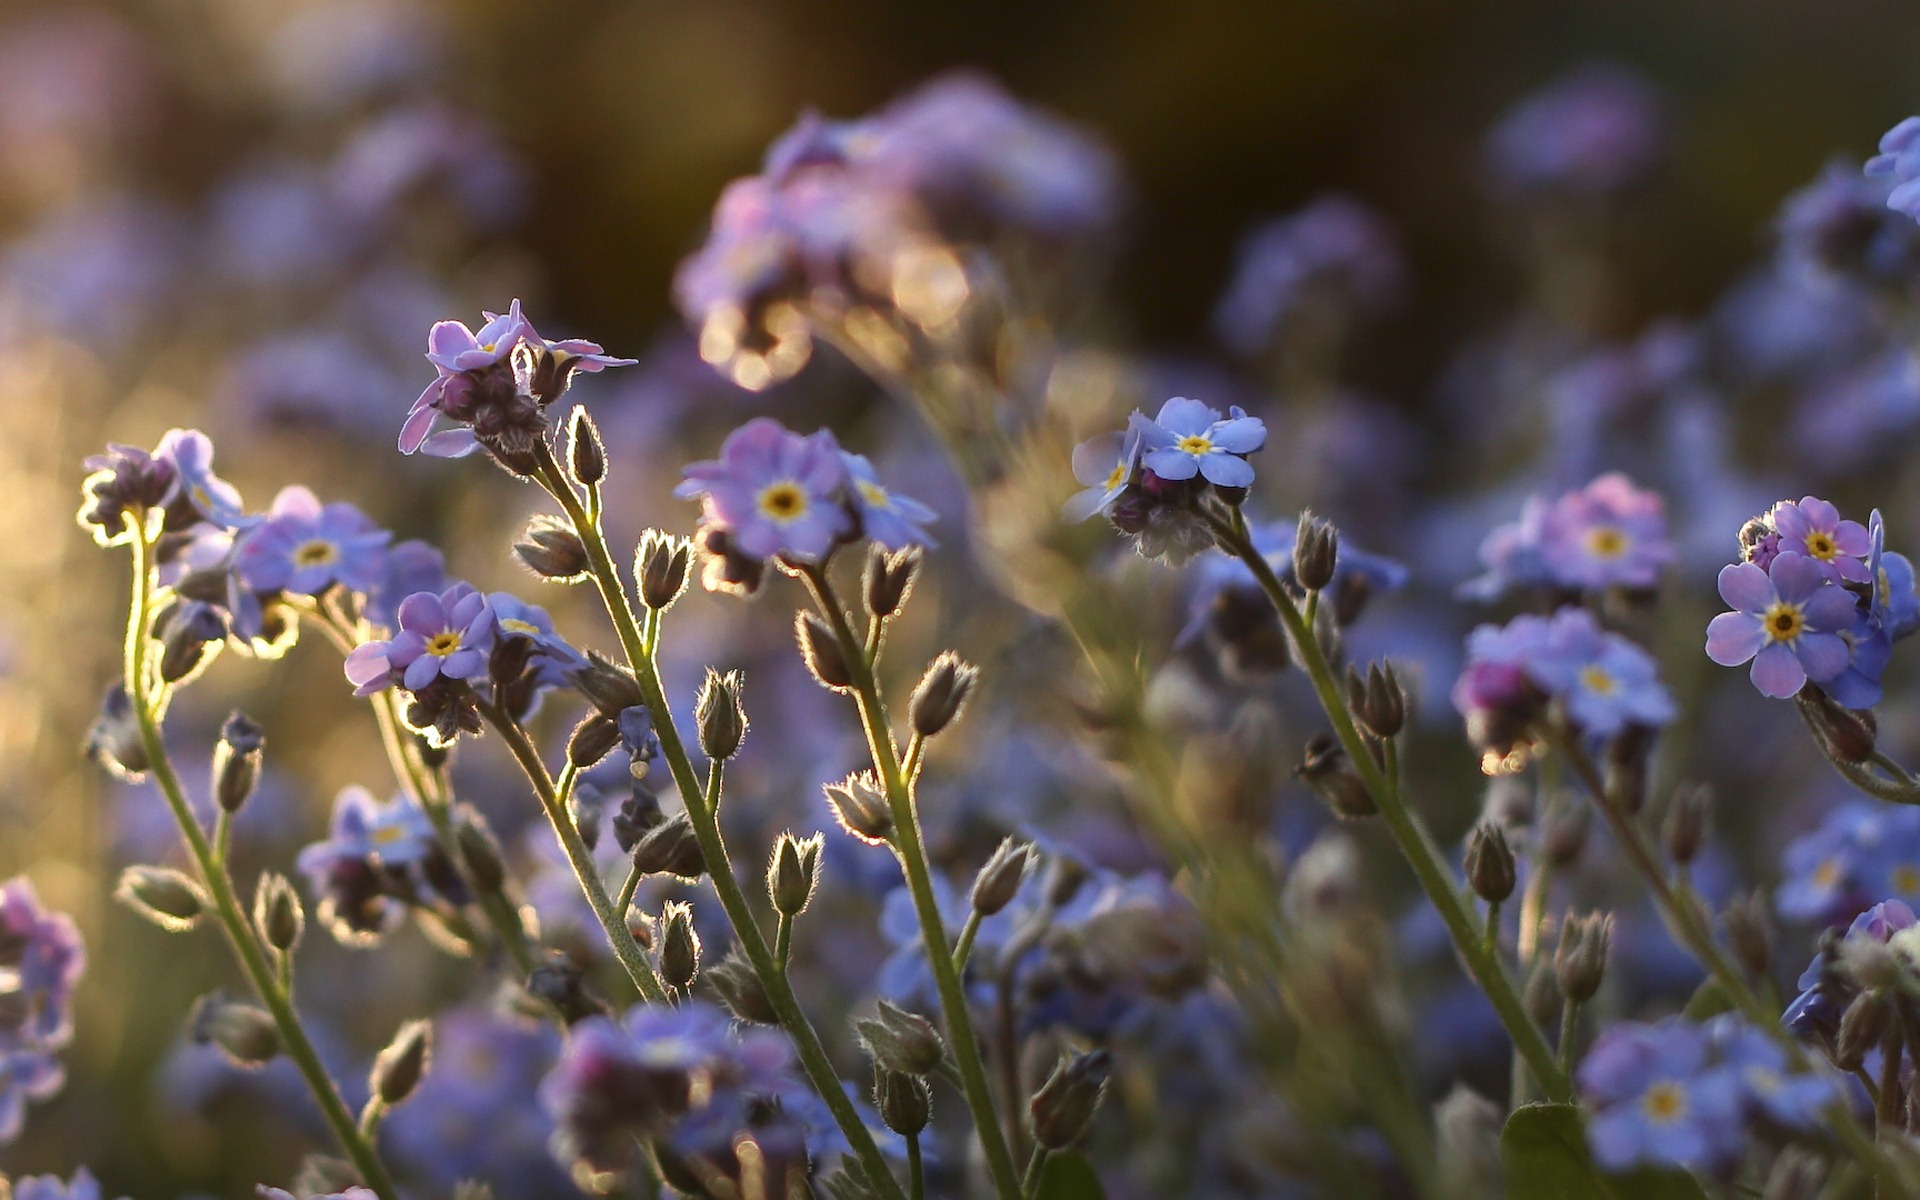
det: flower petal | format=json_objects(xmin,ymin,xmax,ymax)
[
  {"xmin": 1751, "ymin": 642, "xmax": 1807, "ymax": 698},
  {"xmin": 1705, "ymin": 612, "xmax": 1764, "ymax": 666}
]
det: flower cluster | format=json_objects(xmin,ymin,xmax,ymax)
[
  {"xmin": 1705, "ymin": 499, "xmax": 1917, "ymax": 705},
  {"xmin": 675, "ymin": 416, "xmax": 935, "ymax": 594},
  {"xmin": 0, "ymin": 878, "xmax": 85, "ymax": 1143},
  {"xmin": 10, "ymin": 1170, "xmax": 126, "ymax": 1200},
  {"xmin": 1578, "ymin": 1015, "xmax": 1835, "ymax": 1174},
  {"xmin": 295, "ymin": 787, "xmax": 465, "ymax": 946},
  {"xmin": 1483, "ymin": 62, "xmax": 1665, "ymax": 198},
  {"xmin": 1067, "ymin": 396, "xmax": 1268, "ymax": 563},
  {"xmin": 1867, "ymin": 115, "xmax": 1920, "ymax": 224},
  {"xmin": 1464, "ymin": 473, "xmax": 1673, "ymax": 599},
  {"xmin": 1778, "ymin": 801, "xmax": 1920, "ymax": 928},
  {"xmin": 1211, "ymin": 194, "xmax": 1405, "ymax": 358}
]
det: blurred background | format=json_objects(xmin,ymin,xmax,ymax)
[{"xmin": 10, "ymin": 0, "xmax": 1920, "ymax": 1195}]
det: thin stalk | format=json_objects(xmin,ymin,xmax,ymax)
[
  {"xmin": 952, "ymin": 911, "xmax": 983, "ymax": 975},
  {"xmin": 799, "ymin": 563, "xmax": 1025, "ymax": 1200},
  {"xmin": 775, "ymin": 913, "xmax": 794, "ymax": 976},
  {"xmin": 907, "ymin": 1134, "xmax": 925, "ymax": 1200},
  {"xmin": 529, "ymin": 442, "xmax": 907, "ymax": 1200},
  {"xmin": 1484, "ymin": 900, "xmax": 1502, "ymax": 957},
  {"xmin": 122, "ymin": 522, "xmax": 400, "ymax": 1200},
  {"xmin": 1210, "ymin": 510, "xmax": 1572, "ymax": 1101},
  {"xmin": 1558, "ymin": 1000, "xmax": 1581, "ymax": 1077},
  {"xmin": 1022, "ymin": 1147, "xmax": 1050, "ymax": 1199}
]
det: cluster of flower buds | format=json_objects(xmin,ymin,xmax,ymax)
[{"xmin": 1067, "ymin": 397, "xmax": 1267, "ymax": 563}]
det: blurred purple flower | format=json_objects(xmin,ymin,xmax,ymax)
[
  {"xmin": 1866, "ymin": 115, "xmax": 1920, "ymax": 222},
  {"xmin": 1485, "ymin": 63, "xmax": 1665, "ymax": 197},
  {"xmin": 676, "ymin": 417, "xmax": 854, "ymax": 562},
  {"xmin": 1212, "ymin": 194, "xmax": 1405, "ymax": 356},
  {"xmin": 234, "ymin": 485, "xmax": 391, "ymax": 598},
  {"xmin": 1578, "ymin": 1019, "xmax": 1745, "ymax": 1173},
  {"xmin": 842, "ymin": 451, "xmax": 937, "ymax": 549}
]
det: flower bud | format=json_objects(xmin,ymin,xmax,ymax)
[
  {"xmin": 1836, "ymin": 989, "xmax": 1893, "ymax": 1071},
  {"xmin": 569, "ymin": 651, "xmax": 645, "ymax": 717},
  {"xmin": 85, "ymin": 683, "xmax": 150, "ymax": 779},
  {"xmin": 769, "ymin": 832, "xmax": 822, "ymax": 917},
  {"xmin": 115, "ymin": 865, "xmax": 207, "ymax": 932},
  {"xmin": 1663, "ymin": 783, "xmax": 1712, "ymax": 867},
  {"xmin": 1292, "ymin": 512, "xmax": 1339, "ymax": 593},
  {"xmin": 855, "ymin": 1000, "xmax": 946, "ymax": 1076},
  {"xmin": 631, "ymin": 814, "xmax": 708, "ymax": 880},
  {"xmin": 1349, "ymin": 663, "xmax": 1406, "ymax": 739},
  {"xmin": 1554, "ymin": 911, "xmax": 1612, "ymax": 1003},
  {"xmin": 636, "ymin": 529, "xmax": 692, "ymax": 611},
  {"xmin": 513, "ymin": 515, "xmax": 589, "ymax": 581},
  {"xmin": 658, "ymin": 900, "xmax": 701, "ymax": 990},
  {"xmin": 864, "ymin": 544, "xmax": 921, "ymax": 620},
  {"xmin": 1463, "ymin": 824, "xmax": 1516, "ymax": 905},
  {"xmin": 874, "ymin": 1067, "xmax": 931, "ymax": 1137},
  {"xmin": 1523, "ymin": 960, "xmax": 1560, "ymax": 1027},
  {"xmin": 1603, "ymin": 724, "xmax": 1657, "ymax": 816},
  {"xmin": 211, "ymin": 712, "xmax": 265, "ymax": 815},
  {"xmin": 1030, "ymin": 1049, "xmax": 1111, "ymax": 1149},
  {"xmin": 696, "ymin": 668, "xmax": 748, "ymax": 761},
  {"xmin": 566, "ymin": 406, "xmax": 606, "ymax": 487},
  {"xmin": 708, "ymin": 951, "xmax": 779, "ymax": 1025},
  {"xmin": 1046, "ymin": 853, "xmax": 1090, "ymax": 908},
  {"xmin": 1721, "ymin": 891, "xmax": 1772, "ymax": 978},
  {"xmin": 253, "ymin": 872, "xmax": 304, "ymax": 952},
  {"xmin": 1295, "ymin": 733, "xmax": 1375, "ymax": 820},
  {"xmin": 611, "ymin": 784, "xmax": 665, "ymax": 853},
  {"xmin": 156, "ymin": 599, "xmax": 226, "ymax": 684},
  {"xmin": 191, "ymin": 992, "xmax": 281, "ymax": 1067},
  {"xmin": 454, "ymin": 811, "xmax": 507, "ymax": 895},
  {"xmin": 1542, "ymin": 803, "xmax": 1590, "ymax": 866},
  {"xmin": 1797, "ymin": 688, "xmax": 1877, "ymax": 765},
  {"xmin": 971, "ymin": 838, "xmax": 1031, "ymax": 917},
  {"xmin": 1332, "ymin": 571, "xmax": 1374, "ymax": 627},
  {"xmin": 696, "ymin": 525, "xmax": 766, "ymax": 597},
  {"xmin": 370, "ymin": 1019, "xmax": 433, "ymax": 1107},
  {"xmin": 909, "ymin": 652, "xmax": 977, "ymax": 738},
  {"xmin": 527, "ymin": 953, "xmax": 607, "ymax": 1025},
  {"xmin": 825, "ymin": 773, "xmax": 893, "ymax": 845},
  {"xmin": 796, "ymin": 612, "xmax": 853, "ymax": 691}
]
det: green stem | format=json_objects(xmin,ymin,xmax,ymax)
[
  {"xmin": 907, "ymin": 1134, "xmax": 925, "ymax": 1200},
  {"xmin": 1022, "ymin": 1147, "xmax": 1050, "ymax": 1199},
  {"xmin": 953, "ymin": 910, "xmax": 983, "ymax": 975},
  {"xmin": 1484, "ymin": 900, "xmax": 1502, "ymax": 958},
  {"xmin": 529, "ymin": 442, "xmax": 906, "ymax": 1200},
  {"xmin": 800, "ymin": 562, "xmax": 1025, "ymax": 1200},
  {"xmin": 122, "ymin": 522, "xmax": 400, "ymax": 1200},
  {"xmin": 775, "ymin": 912, "xmax": 794, "ymax": 976},
  {"xmin": 1558, "ymin": 999, "xmax": 1581, "ymax": 1077},
  {"xmin": 478, "ymin": 700, "xmax": 666, "ymax": 1003},
  {"xmin": 1211, "ymin": 510, "xmax": 1573, "ymax": 1102}
]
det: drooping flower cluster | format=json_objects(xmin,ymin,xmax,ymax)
[
  {"xmin": 295, "ymin": 786, "xmax": 466, "ymax": 946},
  {"xmin": 1777, "ymin": 159, "xmax": 1920, "ymax": 294},
  {"xmin": 1454, "ymin": 606, "xmax": 1673, "ymax": 770},
  {"xmin": 1464, "ymin": 473, "xmax": 1673, "ymax": 600},
  {"xmin": 77, "ymin": 428, "xmax": 255, "ymax": 548},
  {"xmin": 1705, "ymin": 500, "xmax": 1917, "ymax": 705},
  {"xmin": 1781, "ymin": 899, "xmax": 1920, "ymax": 1113},
  {"xmin": 0, "ymin": 878, "xmax": 85, "ymax": 1143},
  {"xmin": 538, "ymin": 998, "xmax": 817, "ymax": 1192},
  {"xmin": 676, "ymin": 417, "xmax": 936, "ymax": 595},
  {"xmin": 1778, "ymin": 802, "xmax": 1920, "ymax": 927},
  {"xmin": 1211, "ymin": 194, "xmax": 1406, "ymax": 358},
  {"xmin": 1067, "ymin": 396, "xmax": 1268, "ymax": 564},
  {"xmin": 1577, "ymin": 1015, "xmax": 1835, "ymax": 1174}
]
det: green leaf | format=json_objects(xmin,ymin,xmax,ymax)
[
  {"xmin": 1681, "ymin": 978, "xmax": 1734, "ymax": 1021},
  {"xmin": 1034, "ymin": 1150, "xmax": 1107, "ymax": 1200},
  {"xmin": 1501, "ymin": 1103, "xmax": 1708, "ymax": 1200}
]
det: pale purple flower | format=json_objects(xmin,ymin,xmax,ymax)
[
  {"xmin": 675, "ymin": 417, "xmax": 854, "ymax": 562},
  {"xmin": 1578, "ymin": 1019, "xmax": 1746, "ymax": 1173},
  {"xmin": 1705, "ymin": 553, "xmax": 1856, "ymax": 698},
  {"xmin": 233, "ymin": 485, "xmax": 390, "ymax": 597},
  {"xmin": 1129, "ymin": 396, "xmax": 1267, "ymax": 488},
  {"xmin": 297, "ymin": 786, "xmax": 437, "ymax": 875},
  {"xmin": 344, "ymin": 583, "xmax": 497, "ymax": 695},
  {"xmin": 1525, "ymin": 607, "xmax": 1675, "ymax": 739},
  {"xmin": 258, "ymin": 1189, "xmax": 377, "ymax": 1200},
  {"xmin": 1770, "ymin": 496, "xmax": 1869, "ymax": 584},
  {"xmin": 400, "ymin": 301, "xmax": 528, "ymax": 456},
  {"xmin": 0, "ymin": 1049, "xmax": 64, "ymax": 1146},
  {"xmin": 1536, "ymin": 473, "xmax": 1673, "ymax": 591},
  {"xmin": 1866, "ymin": 115, "xmax": 1920, "ymax": 221},
  {"xmin": 12, "ymin": 1167, "xmax": 121, "ymax": 1200},
  {"xmin": 1705, "ymin": 1015, "xmax": 1837, "ymax": 1131},
  {"xmin": 1065, "ymin": 428, "xmax": 1142, "ymax": 523},
  {"xmin": 153, "ymin": 429, "xmax": 257, "ymax": 529},
  {"xmin": 841, "ymin": 451, "xmax": 937, "ymax": 549},
  {"xmin": 1486, "ymin": 64, "xmax": 1665, "ymax": 197},
  {"xmin": 1212, "ymin": 194, "xmax": 1406, "ymax": 356},
  {"xmin": 362, "ymin": 539, "xmax": 448, "ymax": 630},
  {"xmin": 0, "ymin": 876, "xmax": 86, "ymax": 1052}
]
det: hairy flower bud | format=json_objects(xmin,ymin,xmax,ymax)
[
  {"xmin": 1554, "ymin": 911, "xmax": 1612, "ymax": 1003},
  {"xmin": 566, "ymin": 711, "xmax": 621, "ymax": 769},
  {"xmin": 1524, "ymin": 960, "xmax": 1560, "ymax": 1027},
  {"xmin": 636, "ymin": 529, "xmax": 692, "ymax": 611},
  {"xmin": 253, "ymin": 872, "xmax": 304, "ymax": 952},
  {"xmin": 1542, "ymin": 803, "xmax": 1590, "ymax": 866},
  {"xmin": 370, "ymin": 1019, "xmax": 433, "ymax": 1106},
  {"xmin": 874, "ymin": 1067, "xmax": 931, "ymax": 1136},
  {"xmin": 156, "ymin": 599, "xmax": 226, "ymax": 684},
  {"xmin": 864, "ymin": 544, "xmax": 921, "ymax": 620},
  {"xmin": 659, "ymin": 901, "xmax": 701, "ymax": 990},
  {"xmin": 631, "ymin": 814, "xmax": 707, "ymax": 880},
  {"xmin": 1797, "ymin": 688, "xmax": 1877, "ymax": 765},
  {"xmin": 513, "ymin": 515, "xmax": 589, "ymax": 582},
  {"xmin": 909, "ymin": 652, "xmax": 977, "ymax": 738},
  {"xmin": 1464, "ymin": 824, "xmax": 1516, "ymax": 905},
  {"xmin": 796, "ymin": 611, "xmax": 853, "ymax": 691},
  {"xmin": 825, "ymin": 773, "xmax": 893, "ymax": 845},
  {"xmin": 1603, "ymin": 724, "xmax": 1657, "ymax": 816},
  {"xmin": 211, "ymin": 712, "xmax": 265, "ymax": 815},
  {"xmin": 454, "ymin": 810, "xmax": 508, "ymax": 895},
  {"xmin": 855, "ymin": 1000, "xmax": 946, "ymax": 1076},
  {"xmin": 570, "ymin": 651, "xmax": 646, "ymax": 717},
  {"xmin": 191, "ymin": 992, "xmax": 281, "ymax": 1067},
  {"xmin": 1295, "ymin": 733, "xmax": 1375, "ymax": 819},
  {"xmin": 1663, "ymin": 783, "xmax": 1712, "ymax": 866},
  {"xmin": 1835, "ymin": 989, "xmax": 1893, "ymax": 1071},
  {"xmin": 566, "ymin": 406, "xmax": 607, "ymax": 487},
  {"xmin": 696, "ymin": 668, "xmax": 748, "ymax": 760},
  {"xmin": 708, "ymin": 951, "xmax": 779, "ymax": 1025},
  {"xmin": 1030, "ymin": 1049, "xmax": 1112, "ymax": 1149},
  {"xmin": 1721, "ymin": 891, "xmax": 1772, "ymax": 978},
  {"xmin": 1292, "ymin": 512, "xmax": 1339, "ymax": 592},
  {"xmin": 971, "ymin": 838, "xmax": 1031, "ymax": 917},
  {"xmin": 85, "ymin": 683, "xmax": 151, "ymax": 780},
  {"xmin": 1349, "ymin": 663, "xmax": 1406, "ymax": 739},
  {"xmin": 769, "ymin": 832, "xmax": 822, "ymax": 917},
  {"xmin": 116, "ymin": 865, "xmax": 207, "ymax": 932}
]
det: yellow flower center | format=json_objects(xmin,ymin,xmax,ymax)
[
  {"xmin": 1104, "ymin": 462, "xmax": 1127, "ymax": 490},
  {"xmin": 1641, "ymin": 1082, "xmax": 1687, "ymax": 1124},
  {"xmin": 371, "ymin": 824, "xmax": 407, "ymax": 846},
  {"xmin": 295, "ymin": 539, "xmax": 338, "ymax": 567},
  {"xmin": 857, "ymin": 481, "xmax": 892, "ymax": 510},
  {"xmin": 1177, "ymin": 434, "xmax": 1213, "ymax": 456},
  {"xmin": 426, "ymin": 631, "xmax": 463, "ymax": 656},
  {"xmin": 758, "ymin": 481, "xmax": 807, "ymax": 522},
  {"xmin": 1895, "ymin": 864, "xmax": 1920, "ymax": 896},
  {"xmin": 1805, "ymin": 531, "xmax": 1838, "ymax": 561},
  {"xmin": 1586, "ymin": 525, "xmax": 1628, "ymax": 559},
  {"xmin": 1580, "ymin": 665, "xmax": 1617, "ymax": 695},
  {"xmin": 1762, "ymin": 601, "xmax": 1804, "ymax": 643},
  {"xmin": 1813, "ymin": 858, "xmax": 1842, "ymax": 890},
  {"xmin": 500, "ymin": 618, "xmax": 541, "ymax": 638}
]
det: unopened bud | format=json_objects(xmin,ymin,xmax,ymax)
[
  {"xmin": 766, "ymin": 832, "xmax": 820, "ymax": 918},
  {"xmin": 1332, "ymin": 572, "xmax": 1374, "ymax": 626},
  {"xmin": 971, "ymin": 838, "xmax": 1031, "ymax": 916},
  {"xmin": 659, "ymin": 901, "xmax": 701, "ymax": 990},
  {"xmin": 1604, "ymin": 724, "xmax": 1657, "ymax": 816},
  {"xmin": 571, "ymin": 653, "xmax": 645, "ymax": 718},
  {"xmin": 1292, "ymin": 512, "xmax": 1339, "ymax": 593},
  {"xmin": 253, "ymin": 872, "xmax": 304, "ymax": 952},
  {"xmin": 191, "ymin": 992, "xmax": 281, "ymax": 1067},
  {"xmin": 856, "ymin": 1000, "xmax": 946, "ymax": 1076},
  {"xmin": 909, "ymin": 652, "xmax": 977, "ymax": 738},
  {"xmin": 453, "ymin": 811, "xmax": 507, "ymax": 894},
  {"xmin": 1523, "ymin": 961, "xmax": 1560, "ymax": 1027},
  {"xmin": 631, "ymin": 814, "xmax": 707, "ymax": 880},
  {"xmin": 1046, "ymin": 854, "xmax": 1090, "ymax": 908},
  {"xmin": 864, "ymin": 544, "xmax": 921, "ymax": 619},
  {"xmin": 513, "ymin": 516, "xmax": 589, "ymax": 581},
  {"xmin": 116, "ymin": 865, "xmax": 207, "ymax": 932},
  {"xmin": 567, "ymin": 406, "xmax": 607, "ymax": 486},
  {"xmin": 1351, "ymin": 663, "xmax": 1406, "ymax": 739},
  {"xmin": 1798, "ymin": 689, "xmax": 1877, "ymax": 765},
  {"xmin": 796, "ymin": 612, "xmax": 853, "ymax": 691},
  {"xmin": 826, "ymin": 774, "xmax": 893, "ymax": 845},
  {"xmin": 874, "ymin": 1067, "xmax": 931, "ymax": 1136},
  {"xmin": 1542, "ymin": 803, "xmax": 1590, "ymax": 866},
  {"xmin": 371, "ymin": 1019, "xmax": 433, "ymax": 1106},
  {"xmin": 1554, "ymin": 911, "xmax": 1612, "ymax": 1003},
  {"xmin": 1030, "ymin": 1049, "xmax": 1111, "ymax": 1149},
  {"xmin": 1296, "ymin": 733, "xmax": 1375, "ymax": 819},
  {"xmin": 1836, "ymin": 990, "xmax": 1893, "ymax": 1071},
  {"xmin": 156, "ymin": 600, "xmax": 226, "ymax": 684},
  {"xmin": 212, "ymin": 712, "xmax": 265, "ymax": 814},
  {"xmin": 708, "ymin": 951, "xmax": 779, "ymax": 1024},
  {"xmin": 636, "ymin": 529, "xmax": 693, "ymax": 611},
  {"xmin": 1721, "ymin": 891, "xmax": 1772, "ymax": 977},
  {"xmin": 527, "ymin": 953, "xmax": 607, "ymax": 1025},
  {"xmin": 85, "ymin": 683, "xmax": 150, "ymax": 779},
  {"xmin": 567, "ymin": 711, "xmax": 621, "ymax": 769},
  {"xmin": 1464, "ymin": 824, "xmax": 1516, "ymax": 905},
  {"xmin": 696, "ymin": 668, "xmax": 748, "ymax": 760},
  {"xmin": 1663, "ymin": 784, "xmax": 1712, "ymax": 866}
]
